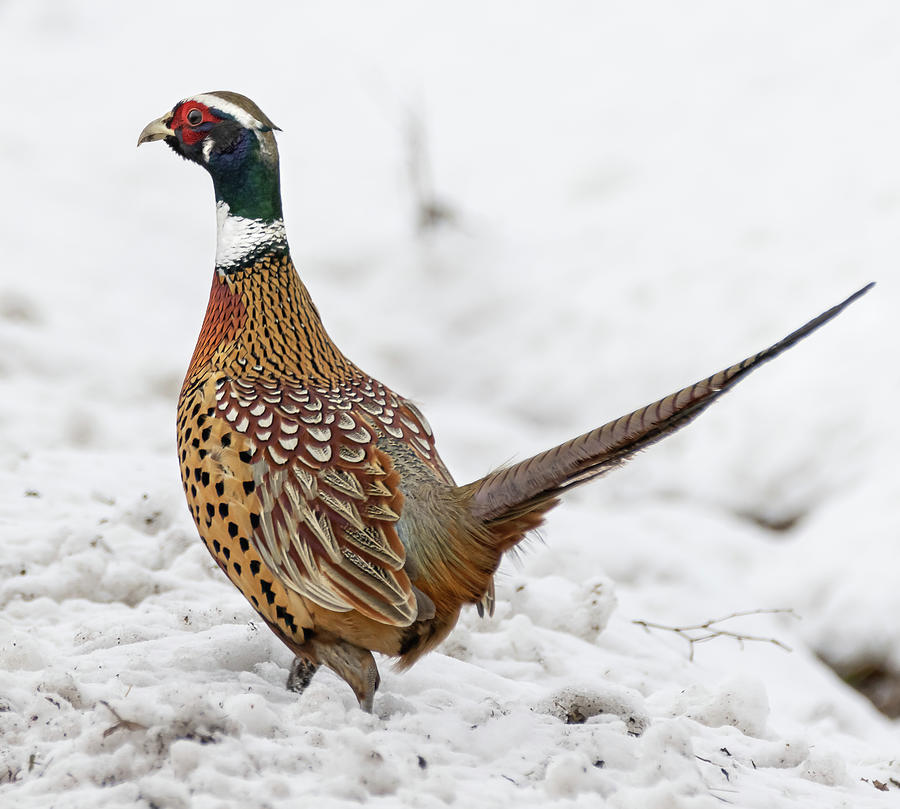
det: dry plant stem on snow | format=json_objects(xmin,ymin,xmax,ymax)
[
  {"xmin": 99, "ymin": 700, "xmax": 147, "ymax": 738},
  {"xmin": 633, "ymin": 608, "xmax": 798, "ymax": 661}
]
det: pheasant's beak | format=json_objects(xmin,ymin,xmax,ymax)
[{"xmin": 137, "ymin": 113, "xmax": 175, "ymax": 147}]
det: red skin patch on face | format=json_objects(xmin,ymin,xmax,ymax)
[{"xmin": 171, "ymin": 101, "xmax": 223, "ymax": 146}]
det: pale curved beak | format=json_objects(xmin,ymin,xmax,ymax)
[{"xmin": 137, "ymin": 113, "xmax": 175, "ymax": 147}]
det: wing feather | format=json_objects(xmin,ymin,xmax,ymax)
[{"xmin": 221, "ymin": 380, "xmax": 419, "ymax": 626}]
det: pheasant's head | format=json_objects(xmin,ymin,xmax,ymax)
[{"xmin": 139, "ymin": 91, "xmax": 283, "ymax": 221}]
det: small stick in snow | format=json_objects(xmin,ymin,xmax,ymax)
[
  {"xmin": 632, "ymin": 608, "xmax": 798, "ymax": 661},
  {"xmin": 405, "ymin": 102, "xmax": 460, "ymax": 234},
  {"xmin": 99, "ymin": 700, "xmax": 146, "ymax": 738}
]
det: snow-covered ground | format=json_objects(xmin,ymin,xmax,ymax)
[{"xmin": 1, "ymin": 2, "xmax": 897, "ymax": 806}]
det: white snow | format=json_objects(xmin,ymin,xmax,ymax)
[{"xmin": 1, "ymin": 2, "xmax": 897, "ymax": 807}]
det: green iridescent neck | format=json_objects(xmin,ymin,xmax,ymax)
[{"xmin": 209, "ymin": 127, "xmax": 283, "ymax": 222}]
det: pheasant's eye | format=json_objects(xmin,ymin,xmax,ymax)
[{"xmin": 186, "ymin": 108, "xmax": 204, "ymax": 126}]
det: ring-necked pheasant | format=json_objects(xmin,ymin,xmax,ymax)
[{"xmin": 138, "ymin": 91, "xmax": 871, "ymax": 711}]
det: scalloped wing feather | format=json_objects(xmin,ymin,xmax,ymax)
[{"xmin": 216, "ymin": 378, "xmax": 421, "ymax": 626}]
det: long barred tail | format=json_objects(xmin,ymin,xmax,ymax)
[{"xmin": 465, "ymin": 283, "xmax": 874, "ymax": 525}]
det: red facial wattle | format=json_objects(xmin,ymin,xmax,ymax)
[{"xmin": 171, "ymin": 102, "xmax": 223, "ymax": 146}]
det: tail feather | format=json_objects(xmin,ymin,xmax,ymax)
[{"xmin": 466, "ymin": 283, "xmax": 873, "ymax": 524}]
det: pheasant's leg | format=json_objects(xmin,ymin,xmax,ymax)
[
  {"xmin": 286, "ymin": 657, "xmax": 320, "ymax": 694},
  {"xmin": 310, "ymin": 638, "xmax": 380, "ymax": 712}
]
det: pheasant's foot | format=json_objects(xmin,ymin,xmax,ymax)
[{"xmin": 286, "ymin": 657, "xmax": 320, "ymax": 695}]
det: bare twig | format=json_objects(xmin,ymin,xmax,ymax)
[
  {"xmin": 405, "ymin": 104, "xmax": 458, "ymax": 234},
  {"xmin": 632, "ymin": 608, "xmax": 798, "ymax": 661}
]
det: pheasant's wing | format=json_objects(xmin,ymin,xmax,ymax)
[{"xmin": 213, "ymin": 377, "xmax": 432, "ymax": 626}]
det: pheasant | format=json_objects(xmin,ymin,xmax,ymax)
[{"xmin": 138, "ymin": 91, "xmax": 871, "ymax": 712}]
